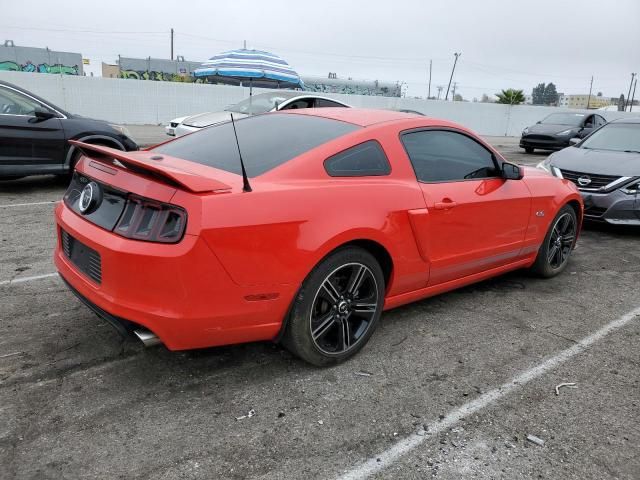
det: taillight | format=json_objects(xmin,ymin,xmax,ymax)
[{"xmin": 115, "ymin": 195, "xmax": 187, "ymax": 243}]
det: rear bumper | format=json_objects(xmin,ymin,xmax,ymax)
[
  {"xmin": 581, "ymin": 191, "xmax": 640, "ymax": 225},
  {"xmin": 520, "ymin": 136, "xmax": 569, "ymax": 151},
  {"xmin": 54, "ymin": 202, "xmax": 294, "ymax": 350}
]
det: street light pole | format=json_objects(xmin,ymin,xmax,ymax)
[
  {"xmin": 625, "ymin": 73, "xmax": 636, "ymax": 110},
  {"xmin": 428, "ymin": 59, "xmax": 432, "ymax": 99},
  {"xmin": 170, "ymin": 28, "xmax": 174, "ymax": 61},
  {"xmin": 586, "ymin": 76, "xmax": 593, "ymax": 109},
  {"xmin": 630, "ymin": 78, "xmax": 638, "ymax": 113},
  {"xmin": 445, "ymin": 52, "xmax": 461, "ymax": 101}
]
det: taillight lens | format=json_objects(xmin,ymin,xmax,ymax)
[{"xmin": 115, "ymin": 196, "xmax": 187, "ymax": 243}]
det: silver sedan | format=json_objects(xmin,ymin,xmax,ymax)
[
  {"xmin": 170, "ymin": 92, "xmax": 350, "ymax": 137},
  {"xmin": 537, "ymin": 118, "xmax": 640, "ymax": 225}
]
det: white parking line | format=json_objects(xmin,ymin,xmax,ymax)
[
  {"xmin": 338, "ymin": 305, "xmax": 640, "ymax": 480},
  {"xmin": 0, "ymin": 273, "xmax": 59, "ymax": 286},
  {"xmin": 0, "ymin": 200, "xmax": 59, "ymax": 208}
]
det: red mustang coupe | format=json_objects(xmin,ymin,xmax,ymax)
[{"xmin": 54, "ymin": 109, "xmax": 582, "ymax": 365}]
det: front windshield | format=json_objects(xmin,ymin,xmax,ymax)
[
  {"xmin": 540, "ymin": 113, "xmax": 585, "ymax": 126},
  {"xmin": 226, "ymin": 92, "xmax": 297, "ymax": 115},
  {"xmin": 579, "ymin": 123, "xmax": 640, "ymax": 153}
]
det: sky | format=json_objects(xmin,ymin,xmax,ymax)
[{"xmin": 2, "ymin": 0, "xmax": 639, "ymax": 100}]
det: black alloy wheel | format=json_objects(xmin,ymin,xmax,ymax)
[
  {"xmin": 309, "ymin": 263, "xmax": 378, "ymax": 355},
  {"xmin": 531, "ymin": 204, "xmax": 577, "ymax": 277},
  {"xmin": 547, "ymin": 212, "xmax": 576, "ymax": 269},
  {"xmin": 283, "ymin": 247, "xmax": 385, "ymax": 366}
]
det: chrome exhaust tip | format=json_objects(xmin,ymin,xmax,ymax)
[{"xmin": 133, "ymin": 329, "xmax": 161, "ymax": 347}]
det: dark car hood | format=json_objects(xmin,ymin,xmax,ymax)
[
  {"xmin": 549, "ymin": 146, "xmax": 640, "ymax": 177},
  {"xmin": 526, "ymin": 123, "xmax": 578, "ymax": 135}
]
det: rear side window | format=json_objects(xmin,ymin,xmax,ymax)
[
  {"xmin": 316, "ymin": 98, "xmax": 347, "ymax": 108},
  {"xmin": 154, "ymin": 114, "xmax": 360, "ymax": 177},
  {"xmin": 324, "ymin": 141, "xmax": 391, "ymax": 177},
  {"xmin": 401, "ymin": 130, "xmax": 498, "ymax": 182}
]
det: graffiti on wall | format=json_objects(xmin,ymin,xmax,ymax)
[
  {"xmin": 304, "ymin": 82, "xmax": 400, "ymax": 97},
  {"xmin": 0, "ymin": 60, "xmax": 79, "ymax": 75},
  {"xmin": 119, "ymin": 70, "xmax": 194, "ymax": 82}
]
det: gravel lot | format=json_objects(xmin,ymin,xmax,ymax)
[{"xmin": 1, "ymin": 135, "xmax": 638, "ymax": 480}]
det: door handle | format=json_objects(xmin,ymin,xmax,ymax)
[{"xmin": 434, "ymin": 199, "xmax": 458, "ymax": 210}]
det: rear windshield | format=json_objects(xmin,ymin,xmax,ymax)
[{"xmin": 154, "ymin": 113, "xmax": 360, "ymax": 177}]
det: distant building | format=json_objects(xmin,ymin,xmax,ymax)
[
  {"xmin": 0, "ymin": 40, "xmax": 83, "ymax": 75},
  {"xmin": 524, "ymin": 94, "xmax": 533, "ymax": 105},
  {"xmin": 558, "ymin": 93, "xmax": 613, "ymax": 109},
  {"xmin": 302, "ymin": 74, "xmax": 401, "ymax": 97},
  {"xmin": 558, "ymin": 93, "xmax": 568, "ymax": 107},
  {"xmin": 101, "ymin": 63, "xmax": 119, "ymax": 79}
]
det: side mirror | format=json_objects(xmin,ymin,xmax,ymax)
[
  {"xmin": 30, "ymin": 107, "xmax": 57, "ymax": 122},
  {"xmin": 569, "ymin": 137, "xmax": 581, "ymax": 146},
  {"xmin": 502, "ymin": 162, "xmax": 523, "ymax": 180}
]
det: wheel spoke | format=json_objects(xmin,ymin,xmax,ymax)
[
  {"xmin": 547, "ymin": 244, "xmax": 559, "ymax": 264},
  {"xmin": 312, "ymin": 312, "xmax": 337, "ymax": 341},
  {"xmin": 347, "ymin": 265, "xmax": 367, "ymax": 295},
  {"xmin": 557, "ymin": 246, "xmax": 565, "ymax": 265},
  {"xmin": 339, "ymin": 318, "xmax": 351, "ymax": 350},
  {"xmin": 321, "ymin": 279, "xmax": 341, "ymax": 303},
  {"xmin": 562, "ymin": 234, "xmax": 575, "ymax": 246},
  {"xmin": 353, "ymin": 302, "xmax": 376, "ymax": 315}
]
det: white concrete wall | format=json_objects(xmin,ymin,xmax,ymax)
[{"xmin": 1, "ymin": 71, "xmax": 636, "ymax": 136}]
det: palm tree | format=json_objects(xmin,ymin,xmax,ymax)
[{"xmin": 496, "ymin": 89, "xmax": 525, "ymax": 105}]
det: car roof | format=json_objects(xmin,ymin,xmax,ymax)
[
  {"xmin": 610, "ymin": 116, "xmax": 640, "ymax": 124},
  {"xmin": 280, "ymin": 107, "xmax": 428, "ymax": 127}
]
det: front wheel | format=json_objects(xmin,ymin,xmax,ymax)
[
  {"xmin": 283, "ymin": 247, "xmax": 385, "ymax": 366},
  {"xmin": 531, "ymin": 205, "xmax": 577, "ymax": 277}
]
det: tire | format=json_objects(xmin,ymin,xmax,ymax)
[
  {"xmin": 283, "ymin": 247, "xmax": 385, "ymax": 366},
  {"xmin": 524, "ymin": 147, "xmax": 534, "ymax": 154},
  {"xmin": 531, "ymin": 205, "xmax": 577, "ymax": 278}
]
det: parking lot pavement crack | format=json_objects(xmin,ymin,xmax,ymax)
[{"xmin": 544, "ymin": 329, "xmax": 579, "ymax": 345}]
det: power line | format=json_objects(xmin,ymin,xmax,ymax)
[{"xmin": 0, "ymin": 25, "xmax": 166, "ymax": 35}]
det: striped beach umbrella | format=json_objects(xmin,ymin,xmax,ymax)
[{"xmin": 193, "ymin": 48, "xmax": 303, "ymax": 89}]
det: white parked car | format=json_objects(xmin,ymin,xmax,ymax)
[
  {"xmin": 165, "ymin": 116, "xmax": 188, "ymax": 136},
  {"xmin": 168, "ymin": 92, "xmax": 350, "ymax": 137}
]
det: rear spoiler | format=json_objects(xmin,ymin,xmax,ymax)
[{"xmin": 69, "ymin": 140, "xmax": 232, "ymax": 193}]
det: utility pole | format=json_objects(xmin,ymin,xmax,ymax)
[
  {"xmin": 436, "ymin": 85, "xmax": 443, "ymax": 100},
  {"xmin": 170, "ymin": 28, "xmax": 174, "ymax": 60},
  {"xmin": 445, "ymin": 52, "xmax": 461, "ymax": 101},
  {"xmin": 428, "ymin": 59, "xmax": 432, "ymax": 99},
  {"xmin": 625, "ymin": 73, "xmax": 636, "ymax": 110},
  {"xmin": 586, "ymin": 76, "xmax": 593, "ymax": 109},
  {"xmin": 452, "ymin": 82, "xmax": 458, "ymax": 101},
  {"xmin": 631, "ymin": 77, "xmax": 638, "ymax": 112}
]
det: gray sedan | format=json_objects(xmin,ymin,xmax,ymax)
[{"xmin": 537, "ymin": 118, "xmax": 640, "ymax": 225}]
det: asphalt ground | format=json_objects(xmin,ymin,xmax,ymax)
[{"xmin": 1, "ymin": 134, "xmax": 639, "ymax": 479}]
